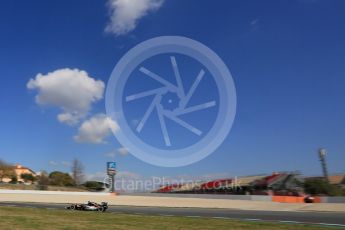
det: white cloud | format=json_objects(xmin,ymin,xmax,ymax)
[
  {"xmin": 49, "ymin": 161, "xmax": 58, "ymax": 166},
  {"xmin": 61, "ymin": 161, "xmax": 71, "ymax": 167},
  {"xmin": 49, "ymin": 160, "xmax": 71, "ymax": 167},
  {"xmin": 116, "ymin": 171, "xmax": 141, "ymax": 180},
  {"xmin": 105, "ymin": 150, "xmax": 116, "ymax": 158},
  {"xmin": 118, "ymin": 147, "xmax": 129, "ymax": 155},
  {"xmin": 105, "ymin": 0, "xmax": 164, "ymax": 36},
  {"xmin": 85, "ymin": 171, "xmax": 141, "ymax": 185},
  {"xmin": 104, "ymin": 147, "xmax": 128, "ymax": 158},
  {"xmin": 85, "ymin": 172, "xmax": 107, "ymax": 182},
  {"xmin": 57, "ymin": 112, "xmax": 81, "ymax": 125},
  {"xmin": 250, "ymin": 19, "xmax": 259, "ymax": 26},
  {"xmin": 74, "ymin": 114, "xmax": 118, "ymax": 144},
  {"xmin": 250, "ymin": 18, "xmax": 260, "ymax": 31},
  {"xmin": 27, "ymin": 68, "xmax": 105, "ymax": 125}
]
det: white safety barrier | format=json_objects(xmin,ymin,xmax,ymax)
[{"xmin": 0, "ymin": 189, "xmax": 109, "ymax": 196}]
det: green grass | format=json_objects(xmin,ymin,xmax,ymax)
[{"xmin": 0, "ymin": 206, "xmax": 331, "ymax": 230}]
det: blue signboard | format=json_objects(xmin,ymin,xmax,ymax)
[
  {"xmin": 107, "ymin": 162, "xmax": 116, "ymax": 170},
  {"xmin": 107, "ymin": 162, "xmax": 117, "ymax": 175}
]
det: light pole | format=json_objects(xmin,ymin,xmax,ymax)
[{"xmin": 318, "ymin": 148, "xmax": 329, "ymax": 183}]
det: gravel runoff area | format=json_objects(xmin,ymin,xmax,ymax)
[{"xmin": 0, "ymin": 192, "xmax": 345, "ymax": 213}]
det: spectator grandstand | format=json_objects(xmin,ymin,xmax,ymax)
[{"xmin": 153, "ymin": 172, "xmax": 302, "ymax": 195}]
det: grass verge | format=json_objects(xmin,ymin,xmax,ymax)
[{"xmin": 0, "ymin": 206, "xmax": 332, "ymax": 230}]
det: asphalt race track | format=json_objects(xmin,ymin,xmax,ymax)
[{"xmin": 0, "ymin": 202, "xmax": 344, "ymax": 228}]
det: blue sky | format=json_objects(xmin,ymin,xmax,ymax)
[{"xmin": 0, "ymin": 0, "xmax": 344, "ymax": 181}]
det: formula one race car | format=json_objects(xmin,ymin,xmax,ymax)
[{"xmin": 65, "ymin": 201, "xmax": 108, "ymax": 212}]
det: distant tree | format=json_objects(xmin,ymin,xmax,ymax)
[
  {"xmin": 304, "ymin": 178, "xmax": 344, "ymax": 196},
  {"xmin": 49, "ymin": 171, "xmax": 75, "ymax": 186},
  {"xmin": 0, "ymin": 159, "xmax": 15, "ymax": 182},
  {"xmin": 21, "ymin": 173, "xmax": 36, "ymax": 183},
  {"xmin": 71, "ymin": 159, "xmax": 84, "ymax": 186},
  {"xmin": 37, "ymin": 171, "xmax": 50, "ymax": 190},
  {"xmin": 83, "ymin": 181, "xmax": 104, "ymax": 191},
  {"xmin": 9, "ymin": 174, "xmax": 18, "ymax": 184}
]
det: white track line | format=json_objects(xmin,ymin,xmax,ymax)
[
  {"xmin": 279, "ymin": 221, "xmax": 300, "ymax": 224},
  {"xmin": 212, "ymin": 217, "xmax": 231, "ymax": 220},
  {"xmin": 159, "ymin": 214, "xmax": 175, "ymax": 217},
  {"xmin": 317, "ymin": 223, "xmax": 345, "ymax": 228}
]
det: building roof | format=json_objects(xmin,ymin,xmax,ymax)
[
  {"xmin": 235, "ymin": 175, "xmax": 267, "ymax": 186},
  {"xmin": 252, "ymin": 173, "xmax": 287, "ymax": 187},
  {"xmin": 12, "ymin": 164, "xmax": 36, "ymax": 175},
  {"xmin": 328, "ymin": 174, "xmax": 345, "ymax": 185}
]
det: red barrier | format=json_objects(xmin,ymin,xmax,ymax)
[{"xmin": 272, "ymin": 196, "xmax": 321, "ymax": 203}]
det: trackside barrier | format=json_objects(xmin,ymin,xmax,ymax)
[
  {"xmin": 272, "ymin": 196, "xmax": 304, "ymax": 203},
  {"xmin": 272, "ymin": 196, "xmax": 321, "ymax": 203},
  {"xmin": 0, "ymin": 189, "xmax": 109, "ymax": 196},
  {"xmin": 272, "ymin": 196, "xmax": 345, "ymax": 203},
  {"xmin": 1, "ymin": 190, "xmax": 344, "ymax": 203},
  {"xmin": 123, "ymin": 193, "xmax": 272, "ymax": 201},
  {"xmin": 321, "ymin": 197, "xmax": 345, "ymax": 203}
]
